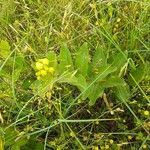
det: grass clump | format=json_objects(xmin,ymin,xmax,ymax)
[{"xmin": 0, "ymin": 0, "xmax": 150, "ymax": 149}]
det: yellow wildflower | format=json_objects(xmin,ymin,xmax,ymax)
[
  {"xmin": 35, "ymin": 62, "xmax": 43, "ymax": 70},
  {"xmin": 44, "ymin": 66, "xmax": 49, "ymax": 71},
  {"xmin": 143, "ymin": 144, "xmax": 147, "ymax": 149},
  {"xmin": 144, "ymin": 110, "xmax": 149, "ymax": 116},
  {"xmin": 41, "ymin": 58, "xmax": 49, "ymax": 65},
  {"xmin": 48, "ymin": 67, "xmax": 55, "ymax": 74},
  {"xmin": 116, "ymin": 18, "xmax": 121, "ymax": 22},
  {"xmin": 128, "ymin": 136, "xmax": 133, "ymax": 140},
  {"xmin": 40, "ymin": 70, "xmax": 47, "ymax": 76},
  {"xmin": 37, "ymin": 76, "xmax": 41, "ymax": 80},
  {"xmin": 105, "ymin": 145, "xmax": 110, "ymax": 149},
  {"xmin": 109, "ymin": 139, "xmax": 114, "ymax": 144}
]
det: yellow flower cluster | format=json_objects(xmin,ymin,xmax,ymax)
[{"xmin": 35, "ymin": 58, "xmax": 54, "ymax": 80}]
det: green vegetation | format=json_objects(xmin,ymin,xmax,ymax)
[{"xmin": 0, "ymin": 0, "xmax": 150, "ymax": 149}]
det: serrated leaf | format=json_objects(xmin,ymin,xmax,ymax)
[
  {"xmin": 30, "ymin": 78, "xmax": 54, "ymax": 98},
  {"xmin": 109, "ymin": 52, "xmax": 127, "ymax": 71},
  {"xmin": 93, "ymin": 65, "xmax": 117, "ymax": 82},
  {"xmin": 83, "ymin": 82, "xmax": 104, "ymax": 106},
  {"xmin": 57, "ymin": 71, "xmax": 77, "ymax": 85},
  {"xmin": 101, "ymin": 76, "xmax": 126, "ymax": 88},
  {"xmin": 114, "ymin": 85, "xmax": 130, "ymax": 101},
  {"xmin": 75, "ymin": 74, "xmax": 87, "ymax": 92},
  {"xmin": 128, "ymin": 63, "xmax": 146, "ymax": 86},
  {"xmin": 59, "ymin": 73, "xmax": 87, "ymax": 91},
  {"xmin": 0, "ymin": 40, "xmax": 11, "ymax": 59},
  {"xmin": 75, "ymin": 42, "xmax": 89, "ymax": 77},
  {"xmin": 92, "ymin": 46, "xmax": 107, "ymax": 68},
  {"xmin": 58, "ymin": 44, "xmax": 73, "ymax": 73}
]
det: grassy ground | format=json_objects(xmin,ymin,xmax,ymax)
[{"xmin": 0, "ymin": 0, "xmax": 150, "ymax": 149}]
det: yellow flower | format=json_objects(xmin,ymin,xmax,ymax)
[
  {"xmin": 109, "ymin": 139, "xmax": 114, "ymax": 144},
  {"xmin": 144, "ymin": 110, "xmax": 149, "ymax": 116},
  {"xmin": 70, "ymin": 132, "xmax": 75, "ymax": 137},
  {"xmin": 105, "ymin": 145, "xmax": 110, "ymax": 149},
  {"xmin": 128, "ymin": 136, "xmax": 132, "ymax": 140},
  {"xmin": 44, "ymin": 66, "xmax": 49, "ymax": 71},
  {"xmin": 93, "ymin": 146, "xmax": 99, "ymax": 150},
  {"xmin": 143, "ymin": 144, "xmax": 147, "ymax": 149},
  {"xmin": 37, "ymin": 76, "xmax": 41, "ymax": 80},
  {"xmin": 48, "ymin": 67, "xmax": 55, "ymax": 74},
  {"xmin": 35, "ymin": 71, "xmax": 41, "ymax": 76},
  {"xmin": 39, "ymin": 58, "xmax": 49, "ymax": 65},
  {"xmin": 35, "ymin": 62, "xmax": 43, "ymax": 70},
  {"xmin": 40, "ymin": 70, "xmax": 47, "ymax": 76},
  {"xmin": 116, "ymin": 18, "xmax": 121, "ymax": 22}
]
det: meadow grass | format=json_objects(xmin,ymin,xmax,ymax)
[{"xmin": 0, "ymin": 0, "xmax": 150, "ymax": 149}]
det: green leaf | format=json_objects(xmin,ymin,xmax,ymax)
[
  {"xmin": 93, "ymin": 65, "xmax": 117, "ymax": 82},
  {"xmin": 4, "ymin": 128, "xmax": 18, "ymax": 147},
  {"xmin": 58, "ymin": 44, "xmax": 73, "ymax": 73},
  {"xmin": 101, "ymin": 76, "xmax": 126, "ymax": 88},
  {"xmin": 0, "ymin": 40, "xmax": 11, "ymax": 58},
  {"xmin": 22, "ymin": 79, "xmax": 32, "ymax": 90},
  {"xmin": 11, "ymin": 145, "xmax": 20, "ymax": 150},
  {"xmin": 109, "ymin": 52, "xmax": 127, "ymax": 72},
  {"xmin": 75, "ymin": 74, "xmax": 87, "ymax": 92},
  {"xmin": 145, "ymin": 62, "xmax": 150, "ymax": 80},
  {"xmin": 128, "ymin": 63, "xmax": 146, "ymax": 86},
  {"xmin": 13, "ymin": 54, "xmax": 25, "ymax": 82},
  {"xmin": 92, "ymin": 46, "xmax": 107, "ymax": 68},
  {"xmin": 22, "ymin": 139, "xmax": 44, "ymax": 150},
  {"xmin": 46, "ymin": 51, "xmax": 57, "ymax": 69},
  {"xmin": 75, "ymin": 42, "xmax": 89, "ymax": 77},
  {"xmin": 57, "ymin": 71, "xmax": 77, "ymax": 85},
  {"xmin": 0, "ymin": 137, "xmax": 4, "ymax": 150},
  {"xmin": 83, "ymin": 82, "xmax": 104, "ymax": 106},
  {"xmin": 114, "ymin": 85, "xmax": 130, "ymax": 102},
  {"xmin": 11, "ymin": 138, "xmax": 27, "ymax": 150},
  {"xmin": 30, "ymin": 77, "xmax": 54, "ymax": 97}
]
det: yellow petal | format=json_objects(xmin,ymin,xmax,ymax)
[
  {"xmin": 35, "ymin": 71, "xmax": 41, "ymax": 76},
  {"xmin": 40, "ymin": 70, "xmax": 47, "ymax": 76},
  {"xmin": 39, "ymin": 58, "xmax": 49, "ymax": 65},
  {"xmin": 35, "ymin": 62, "xmax": 43, "ymax": 70},
  {"xmin": 48, "ymin": 67, "xmax": 55, "ymax": 74},
  {"xmin": 44, "ymin": 66, "xmax": 49, "ymax": 71},
  {"xmin": 37, "ymin": 76, "xmax": 41, "ymax": 80}
]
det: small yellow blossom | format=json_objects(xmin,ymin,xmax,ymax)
[
  {"xmin": 37, "ymin": 76, "xmax": 41, "ymax": 80},
  {"xmin": 35, "ymin": 62, "xmax": 43, "ymax": 70},
  {"xmin": 70, "ymin": 132, "xmax": 75, "ymax": 137},
  {"xmin": 142, "ymin": 144, "xmax": 147, "ymax": 149},
  {"xmin": 41, "ymin": 58, "xmax": 49, "ymax": 65},
  {"xmin": 95, "ymin": 21, "xmax": 99, "ymax": 26},
  {"xmin": 109, "ymin": 139, "xmax": 114, "ymax": 144},
  {"xmin": 44, "ymin": 66, "xmax": 49, "ymax": 71},
  {"xmin": 35, "ymin": 72, "xmax": 39, "ymax": 76},
  {"xmin": 93, "ymin": 146, "xmax": 98, "ymax": 150},
  {"xmin": 116, "ymin": 18, "xmax": 121, "ymax": 22},
  {"xmin": 105, "ymin": 145, "xmax": 110, "ymax": 149},
  {"xmin": 128, "ymin": 136, "xmax": 133, "ymax": 140},
  {"xmin": 35, "ymin": 57, "xmax": 54, "ymax": 80},
  {"xmin": 101, "ymin": 146, "xmax": 105, "ymax": 149},
  {"xmin": 48, "ymin": 67, "xmax": 55, "ymax": 74},
  {"xmin": 40, "ymin": 70, "xmax": 47, "ymax": 76},
  {"xmin": 144, "ymin": 110, "xmax": 149, "ymax": 116}
]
